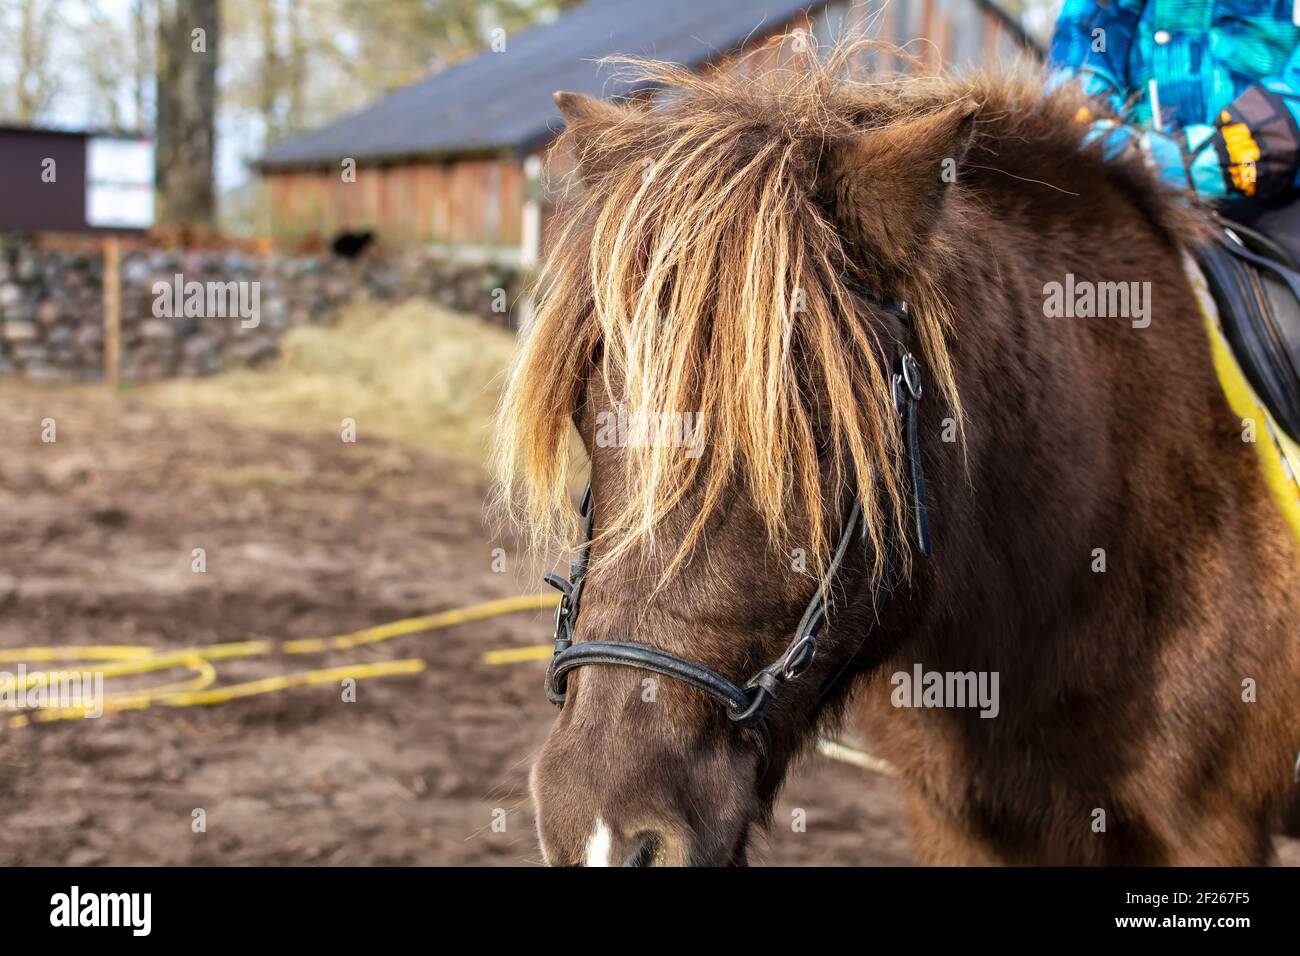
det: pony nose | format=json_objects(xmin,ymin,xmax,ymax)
[{"xmin": 574, "ymin": 822, "xmax": 683, "ymax": 866}]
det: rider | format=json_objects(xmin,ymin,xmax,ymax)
[{"xmin": 1048, "ymin": 0, "xmax": 1300, "ymax": 260}]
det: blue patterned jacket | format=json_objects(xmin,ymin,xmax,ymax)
[{"xmin": 1049, "ymin": 0, "xmax": 1300, "ymax": 198}]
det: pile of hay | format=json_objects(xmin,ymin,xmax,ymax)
[{"xmin": 149, "ymin": 300, "xmax": 517, "ymax": 470}]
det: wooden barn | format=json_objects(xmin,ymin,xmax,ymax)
[{"xmin": 257, "ymin": 0, "xmax": 1038, "ymax": 263}]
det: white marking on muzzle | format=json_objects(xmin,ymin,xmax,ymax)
[{"xmin": 584, "ymin": 817, "xmax": 613, "ymax": 867}]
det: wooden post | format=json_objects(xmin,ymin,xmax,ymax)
[{"xmin": 102, "ymin": 236, "xmax": 121, "ymax": 389}]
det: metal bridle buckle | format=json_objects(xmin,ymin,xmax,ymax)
[
  {"xmin": 901, "ymin": 352, "xmax": 923, "ymax": 401},
  {"xmin": 553, "ymin": 595, "xmax": 571, "ymax": 639},
  {"xmin": 545, "ymin": 571, "xmax": 580, "ymax": 653},
  {"xmin": 780, "ymin": 634, "xmax": 817, "ymax": 681}
]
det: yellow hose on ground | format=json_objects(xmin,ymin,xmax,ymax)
[
  {"xmin": 0, "ymin": 593, "xmax": 560, "ymax": 729},
  {"xmin": 6, "ymin": 655, "xmax": 218, "ymax": 728},
  {"xmin": 0, "ymin": 646, "xmax": 156, "ymax": 663},
  {"xmin": 279, "ymin": 593, "xmax": 556, "ymax": 654},
  {"xmin": 482, "ymin": 645, "xmax": 552, "ymax": 665}
]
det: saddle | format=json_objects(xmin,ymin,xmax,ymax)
[{"xmin": 1197, "ymin": 219, "xmax": 1300, "ymax": 442}]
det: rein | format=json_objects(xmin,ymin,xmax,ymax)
[{"xmin": 542, "ymin": 330, "xmax": 933, "ymax": 781}]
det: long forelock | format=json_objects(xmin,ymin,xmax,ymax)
[{"xmin": 494, "ymin": 36, "xmax": 1197, "ymax": 586}]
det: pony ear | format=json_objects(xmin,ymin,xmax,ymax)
[
  {"xmin": 819, "ymin": 103, "xmax": 978, "ymax": 270},
  {"xmin": 554, "ymin": 91, "xmax": 625, "ymax": 126},
  {"xmin": 554, "ymin": 91, "xmax": 633, "ymax": 182}
]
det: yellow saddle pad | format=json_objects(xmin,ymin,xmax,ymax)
[{"xmin": 1186, "ymin": 254, "xmax": 1300, "ymax": 544}]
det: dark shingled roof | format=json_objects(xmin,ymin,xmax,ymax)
[
  {"xmin": 259, "ymin": 0, "xmax": 1032, "ymax": 171},
  {"xmin": 260, "ymin": 0, "xmax": 831, "ymax": 169}
]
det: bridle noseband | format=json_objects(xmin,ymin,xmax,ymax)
[{"xmin": 543, "ymin": 338, "xmax": 933, "ymax": 781}]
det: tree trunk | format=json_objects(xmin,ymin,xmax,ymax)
[
  {"xmin": 155, "ymin": 0, "xmax": 220, "ymax": 229},
  {"xmin": 15, "ymin": 0, "xmax": 59, "ymax": 122}
]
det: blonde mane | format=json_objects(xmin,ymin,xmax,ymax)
[{"xmin": 493, "ymin": 37, "xmax": 1136, "ymax": 584}]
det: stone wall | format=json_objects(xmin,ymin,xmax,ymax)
[{"xmin": 0, "ymin": 240, "xmax": 525, "ymax": 382}]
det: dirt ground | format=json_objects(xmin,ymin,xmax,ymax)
[
  {"xmin": 2, "ymin": 382, "xmax": 1294, "ymax": 867},
  {"xmin": 0, "ymin": 383, "xmax": 917, "ymax": 866}
]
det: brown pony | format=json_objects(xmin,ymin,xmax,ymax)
[{"xmin": 495, "ymin": 40, "xmax": 1300, "ymax": 865}]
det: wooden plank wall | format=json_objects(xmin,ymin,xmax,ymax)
[
  {"xmin": 266, "ymin": 156, "xmax": 523, "ymax": 247},
  {"xmin": 812, "ymin": 0, "xmax": 1031, "ymax": 72}
]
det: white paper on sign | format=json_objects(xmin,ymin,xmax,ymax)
[{"xmin": 86, "ymin": 137, "xmax": 154, "ymax": 229}]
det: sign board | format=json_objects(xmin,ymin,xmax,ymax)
[{"xmin": 86, "ymin": 137, "xmax": 154, "ymax": 229}]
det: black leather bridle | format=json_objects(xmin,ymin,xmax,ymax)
[{"xmin": 542, "ymin": 335, "xmax": 933, "ymax": 781}]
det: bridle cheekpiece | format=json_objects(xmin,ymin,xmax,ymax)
[{"xmin": 543, "ymin": 317, "xmax": 932, "ymax": 781}]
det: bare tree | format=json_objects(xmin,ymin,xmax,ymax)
[
  {"xmin": 251, "ymin": 0, "xmax": 306, "ymax": 145},
  {"xmin": 77, "ymin": 0, "xmax": 156, "ymax": 132},
  {"xmin": 130, "ymin": 0, "xmax": 157, "ymax": 130},
  {"xmin": 2, "ymin": 0, "xmax": 61, "ymax": 122},
  {"xmin": 155, "ymin": 0, "xmax": 219, "ymax": 227}
]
